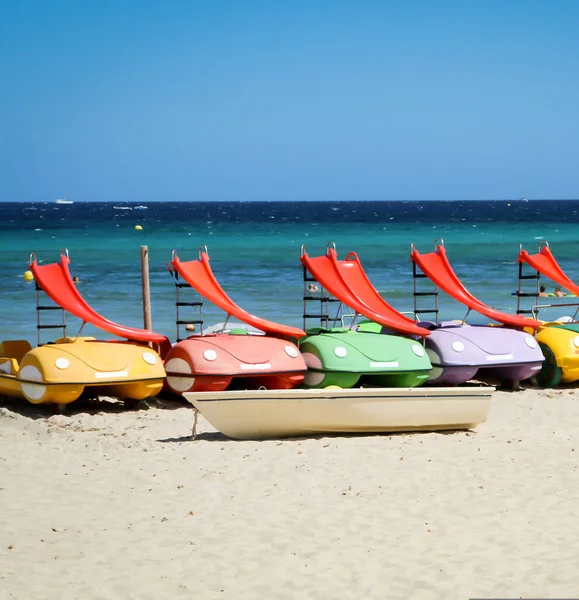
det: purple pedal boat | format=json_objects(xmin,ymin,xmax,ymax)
[
  {"xmin": 411, "ymin": 240, "xmax": 544, "ymax": 387},
  {"xmin": 417, "ymin": 321, "xmax": 543, "ymax": 385}
]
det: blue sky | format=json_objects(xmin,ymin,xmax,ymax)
[{"xmin": 1, "ymin": 0, "xmax": 578, "ymax": 202}]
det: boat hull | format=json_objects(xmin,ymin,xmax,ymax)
[{"xmin": 183, "ymin": 386, "xmax": 493, "ymax": 440}]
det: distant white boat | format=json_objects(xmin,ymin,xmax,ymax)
[
  {"xmin": 55, "ymin": 197, "xmax": 73, "ymax": 204},
  {"xmin": 521, "ymin": 195, "xmax": 529, "ymax": 202}
]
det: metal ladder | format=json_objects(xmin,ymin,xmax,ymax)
[
  {"xmin": 169, "ymin": 255, "xmax": 204, "ymax": 342},
  {"xmin": 411, "ymin": 243, "xmax": 440, "ymax": 323},
  {"xmin": 301, "ymin": 243, "xmax": 345, "ymax": 331},
  {"xmin": 515, "ymin": 244, "xmax": 541, "ymax": 317},
  {"xmin": 35, "ymin": 282, "xmax": 67, "ymax": 345}
]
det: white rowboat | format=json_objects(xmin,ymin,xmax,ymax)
[{"xmin": 183, "ymin": 386, "xmax": 493, "ymax": 440}]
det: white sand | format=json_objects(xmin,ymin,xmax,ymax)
[{"xmin": 1, "ymin": 388, "xmax": 579, "ymax": 600}]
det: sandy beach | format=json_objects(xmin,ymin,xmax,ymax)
[{"xmin": 1, "ymin": 387, "xmax": 578, "ymax": 600}]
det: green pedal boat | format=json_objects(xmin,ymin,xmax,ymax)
[{"xmin": 299, "ymin": 327, "xmax": 432, "ymax": 389}]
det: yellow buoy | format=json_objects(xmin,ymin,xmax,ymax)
[
  {"xmin": 23, "ymin": 270, "xmax": 34, "ymax": 282},
  {"xmin": 134, "ymin": 225, "xmax": 143, "ymax": 231}
]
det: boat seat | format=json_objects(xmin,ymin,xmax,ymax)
[{"xmin": 0, "ymin": 340, "xmax": 32, "ymax": 363}]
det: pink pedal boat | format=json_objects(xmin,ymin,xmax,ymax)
[{"xmin": 164, "ymin": 247, "xmax": 307, "ymax": 394}]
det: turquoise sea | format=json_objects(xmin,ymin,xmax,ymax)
[{"xmin": 1, "ymin": 200, "xmax": 578, "ymax": 346}]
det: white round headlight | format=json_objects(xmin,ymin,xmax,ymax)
[
  {"xmin": 411, "ymin": 344, "xmax": 425, "ymax": 357},
  {"xmin": 525, "ymin": 336, "xmax": 538, "ymax": 349},
  {"xmin": 165, "ymin": 358, "xmax": 194, "ymax": 394},
  {"xmin": 284, "ymin": 345, "xmax": 299, "ymax": 358},
  {"xmin": 452, "ymin": 341, "xmax": 465, "ymax": 353},
  {"xmin": 203, "ymin": 349, "xmax": 217, "ymax": 361},
  {"xmin": 334, "ymin": 346, "xmax": 348, "ymax": 358},
  {"xmin": 55, "ymin": 357, "xmax": 69, "ymax": 370},
  {"xmin": 142, "ymin": 352, "xmax": 157, "ymax": 365},
  {"xmin": 19, "ymin": 365, "xmax": 46, "ymax": 402},
  {"xmin": 573, "ymin": 336, "xmax": 579, "ymax": 349}
]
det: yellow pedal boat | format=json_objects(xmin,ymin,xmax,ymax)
[
  {"xmin": 0, "ymin": 338, "xmax": 165, "ymax": 406},
  {"xmin": 517, "ymin": 243, "xmax": 579, "ymax": 386},
  {"xmin": 531, "ymin": 322, "xmax": 579, "ymax": 387}
]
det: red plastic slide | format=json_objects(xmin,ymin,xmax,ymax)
[
  {"xmin": 518, "ymin": 244, "xmax": 579, "ymax": 296},
  {"xmin": 410, "ymin": 242, "xmax": 539, "ymax": 330},
  {"xmin": 171, "ymin": 250, "xmax": 305, "ymax": 339},
  {"xmin": 301, "ymin": 247, "xmax": 430, "ymax": 337},
  {"xmin": 30, "ymin": 253, "xmax": 170, "ymax": 346}
]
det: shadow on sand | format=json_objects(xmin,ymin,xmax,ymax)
[
  {"xmin": 0, "ymin": 391, "xmax": 189, "ymax": 420},
  {"xmin": 157, "ymin": 431, "xmax": 231, "ymax": 443}
]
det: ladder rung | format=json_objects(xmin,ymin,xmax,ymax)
[
  {"xmin": 175, "ymin": 283, "xmax": 192, "ymax": 288},
  {"xmin": 177, "ymin": 319, "xmax": 204, "ymax": 325},
  {"xmin": 413, "ymin": 309, "xmax": 438, "ymax": 314},
  {"xmin": 514, "ymin": 292, "xmax": 537, "ymax": 297},
  {"xmin": 413, "ymin": 273, "xmax": 429, "ymax": 278},
  {"xmin": 37, "ymin": 306, "xmax": 63, "ymax": 311},
  {"xmin": 303, "ymin": 314, "xmax": 329, "ymax": 319},
  {"xmin": 519, "ymin": 274, "xmax": 540, "ymax": 280},
  {"xmin": 37, "ymin": 324, "xmax": 65, "ymax": 329},
  {"xmin": 307, "ymin": 296, "xmax": 338, "ymax": 302},
  {"xmin": 413, "ymin": 292, "xmax": 438, "ymax": 297},
  {"xmin": 516, "ymin": 309, "xmax": 535, "ymax": 314},
  {"xmin": 176, "ymin": 301, "xmax": 203, "ymax": 307}
]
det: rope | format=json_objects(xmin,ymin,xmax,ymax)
[{"xmin": 191, "ymin": 407, "xmax": 199, "ymax": 439}]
